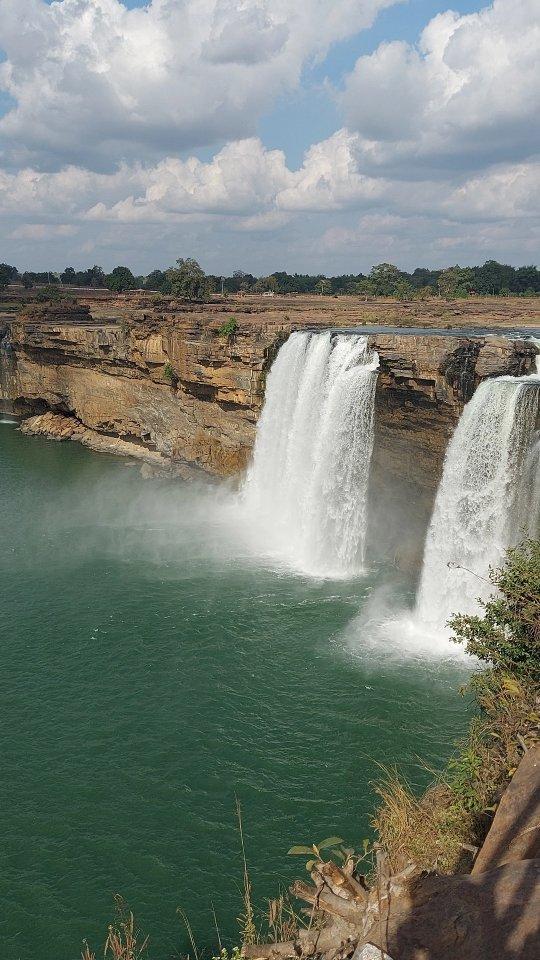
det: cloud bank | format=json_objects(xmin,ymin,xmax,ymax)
[{"xmin": 0, "ymin": 0, "xmax": 538, "ymax": 271}]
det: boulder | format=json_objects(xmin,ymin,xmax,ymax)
[
  {"xmin": 367, "ymin": 860, "xmax": 540, "ymax": 960},
  {"xmin": 473, "ymin": 745, "xmax": 540, "ymax": 875}
]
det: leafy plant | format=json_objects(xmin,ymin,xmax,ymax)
[
  {"xmin": 163, "ymin": 361, "xmax": 178, "ymax": 386},
  {"xmin": 450, "ymin": 539, "xmax": 540, "ymax": 679},
  {"xmin": 219, "ymin": 317, "xmax": 238, "ymax": 338},
  {"xmin": 288, "ymin": 836, "xmax": 349, "ymax": 872},
  {"xmin": 446, "ymin": 740, "xmax": 485, "ymax": 813}
]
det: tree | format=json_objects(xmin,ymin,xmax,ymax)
[
  {"xmin": 253, "ymin": 275, "xmax": 278, "ymax": 294},
  {"xmin": 355, "ymin": 278, "xmax": 376, "ymax": 297},
  {"xmin": 86, "ymin": 265, "xmax": 106, "ymax": 288},
  {"xmin": 105, "ymin": 266, "xmax": 136, "ymax": 293},
  {"xmin": 60, "ymin": 267, "xmax": 78, "ymax": 285},
  {"xmin": 168, "ymin": 258, "xmax": 212, "ymax": 301},
  {"xmin": 414, "ymin": 285, "xmax": 435, "ymax": 300},
  {"xmin": 144, "ymin": 269, "xmax": 172, "ymax": 293},
  {"xmin": 450, "ymin": 540, "xmax": 540, "ymax": 680},
  {"xmin": 0, "ymin": 262, "xmax": 18, "ymax": 290},
  {"xmin": 437, "ymin": 265, "xmax": 474, "ymax": 299},
  {"xmin": 369, "ymin": 263, "xmax": 404, "ymax": 296},
  {"xmin": 410, "ymin": 267, "xmax": 440, "ymax": 290},
  {"xmin": 512, "ymin": 265, "xmax": 540, "ymax": 295},
  {"xmin": 394, "ymin": 279, "xmax": 412, "ymax": 300},
  {"xmin": 471, "ymin": 260, "xmax": 514, "ymax": 295}
]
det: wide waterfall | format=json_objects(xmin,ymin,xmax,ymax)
[
  {"xmin": 415, "ymin": 370, "xmax": 540, "ymax": 633},
  {"xmin": 243, "ymin": 331, "xmax": 379, "ymax": 578}
]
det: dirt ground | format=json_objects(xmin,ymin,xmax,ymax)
[
  {"xmin": 2, "ymin": 288, "xmax": 539, "ymax": 332},
  {"xmin": 94, "ymin": 292, "xmax": 540, "ymax": 332}
]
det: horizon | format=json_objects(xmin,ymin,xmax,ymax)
[{"xmin": 3, "ymin": 258, "xmax": 540, "ymax": 280}]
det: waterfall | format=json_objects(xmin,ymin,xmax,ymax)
[
  {"xmin": 243, "ymin": 331, "xmax": 379, "ymax": 577},
  {"xmin": 520, "ymin": 431, "xmax": 540, "ymax": 540},
  {"xmin": 415, "ymin": 370, "xmax": 540, "ymax": 633}
]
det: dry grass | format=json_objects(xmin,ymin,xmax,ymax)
[
  {"xmin": 236, "ymin": 797, "xmax": 257, "ymax": 947},
  {"xmin": 265, "ymin": 892, "xmax": 301, "ymax": 944},
  {"xmin": 373, "ymin": 772, "xmax": 471, "ymax": 875},
  {"xmin": 372, "ymin": 670, "xmax": 540, "ymax": 875},
  {"xmin": 82, "ymin": 896, "xmax": 149, "ymax": 960}
]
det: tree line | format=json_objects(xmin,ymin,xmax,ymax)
[{"xmin": 1, "ymin": 258, "xmax": 539, "ymax": 300}]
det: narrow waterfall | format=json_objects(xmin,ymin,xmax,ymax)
[
  {"xmin": 243, "ymin": 331, "xmax": 379, "ymax": 577},
  {"xmin": 520, "ymin": 432, "xmax": 540, "ymax": 539},
  {"xmin": 416, "ymin": 371, "xmax": 540, "ymax": 632}
]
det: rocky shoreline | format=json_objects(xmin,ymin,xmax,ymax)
[{"xmin": 20, "ymin": 410, "xmax": 199, "ymax": 479}]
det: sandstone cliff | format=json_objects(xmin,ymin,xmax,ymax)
[{"xmin": 0, "ymin": 308, "xmax": 537, "ymax": 559}]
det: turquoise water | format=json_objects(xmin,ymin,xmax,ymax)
[{"xmin": 0, "ymin": 424, "xmax": 471, "ymax": 960}]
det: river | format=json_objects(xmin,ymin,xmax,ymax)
[{"xmin": 0, "ymin": 422, "xmax": 470, "ymax": 960}]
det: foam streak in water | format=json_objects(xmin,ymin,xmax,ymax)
[
  {"xmin": 416, "ymin": 373, "xmax": 540, "ymax": 632},
  {"xmin": 243, "ymin": 332, "xmax": 379, "ymax": 577}
]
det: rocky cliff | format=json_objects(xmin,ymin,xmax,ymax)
[{"xmin": 1, "ymin": 309, "xmax": 537, "ymax": 558}]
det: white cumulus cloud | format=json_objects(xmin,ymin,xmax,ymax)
[
  {"xmin": 0, "ymin": 0, "xmax": 399, "ymax": 169},
  {"xmin": 342, "ymin": 0, "xmax": 540, "ymax": 174},
  {"xmin": 0, "ymin": 0, "xmax": 539, "ymax": 271}
]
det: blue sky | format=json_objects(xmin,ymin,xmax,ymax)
[
  {"xmin": 0, "ymin": 0, "xmax": 538, "ymax": 274},
  {"xmin": 261, "ymin": 2, "xmax": 483, "ymax": 164}
]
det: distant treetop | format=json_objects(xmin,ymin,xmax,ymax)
[{"xmin": 2, "ymin": 259, "xmax": 539, "ymax": 299}]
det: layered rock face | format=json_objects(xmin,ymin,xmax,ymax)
[
  {"xmin": 0, "ymin": 311, "xmax": 536, "ymax": 560},
  {"xmin": 0, "ymin": 315, "xmax": 284, "ymax": 476}
]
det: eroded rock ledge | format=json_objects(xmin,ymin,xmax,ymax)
[{"xmin": 20, "ymin": 411, "xmax": 197, "ymax": 479}]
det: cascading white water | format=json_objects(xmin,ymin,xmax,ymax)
[
  {"xmin": 243, "ymin": 331, "xmax": 379, "ymax": 577},
  {"xmin": 415, "ymin": 368, "xmax": 540, "ymax": 633},
  {"xmin": 520, "ymin": 432, "xmax": 540, "ymax": 539}
]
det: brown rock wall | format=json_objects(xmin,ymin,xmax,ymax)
[{"xmin": 1, "ymin": 317, "xmax": 537, "ymax": 506}]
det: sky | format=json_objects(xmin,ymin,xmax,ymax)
[{"xmin": 0, "ymin": 0, "xmax": 538, "ymax": 275}]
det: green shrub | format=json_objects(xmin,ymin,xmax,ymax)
[
  {"xmin": 450, "ymin": 539, "xmax": 540, "ymax": 679},
  {"xmin": 219, "ymin": 317, "xmax": 238, "ymax": 338},
  {"xmin": 163, "ymin": 362, "xmax": 178, "ymax": 386},
  {"xmin": 35, "ymin": 285, "xmax": 63, "ymax": 303}
]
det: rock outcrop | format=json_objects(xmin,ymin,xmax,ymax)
[
  {"xmin": 20, "ymin": 411, "xmax": 196, "ymax": 478},
  {"xmin": 247, "ymin": 746, "xmax": 540, "ymax": 960}
]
